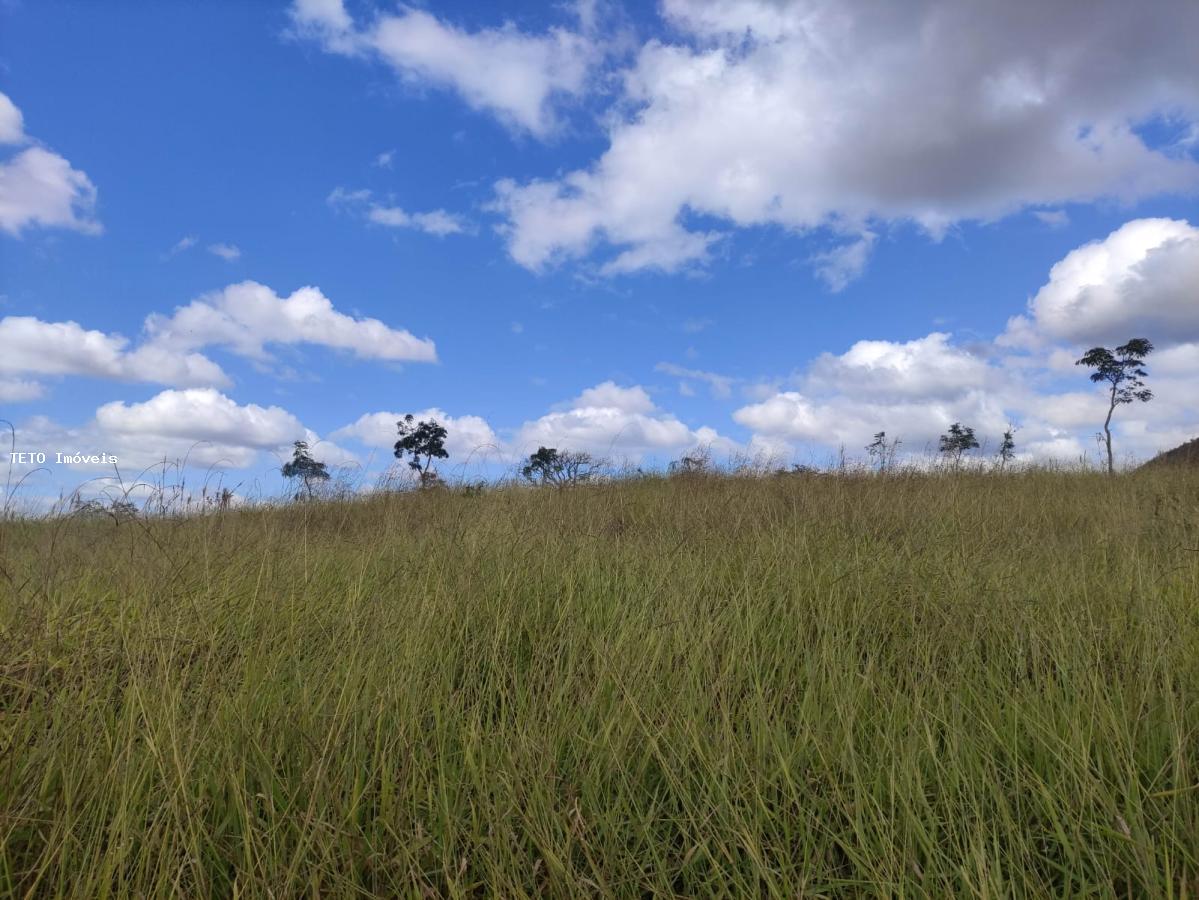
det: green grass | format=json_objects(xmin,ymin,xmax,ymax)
[{"xmin": 2, "ymin": 470, "xmax": 1198, "ymax": 897}]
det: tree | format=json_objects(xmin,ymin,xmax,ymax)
[
  {"xmin": 282, "ymin": 440, "xmax": 330, "ymax": 499},
  {"xmin": 669, "ymin": 445, "xmax": 712, "ymax": 476},
  {"xmin": 110, "ymin": 499, "xmax": 140, "ymax": 521},
  {"xmin": 866, "ymin": 431, "xmax": 901, "ymax": 473},
  {"xmin": 522, "ymin": 446, "xmax": 598, "ymax": 486},
  {"xmin": 1075, "ymin": 338, "xmax": 1154, "ymax": 475},
  {"xmin": 939, "ymin": 422, "xmax": 979, "ymax": 466},
  {"xmin": 394, "ymin": 414, "xmax": 448, "ymax": 484},
  {"xmin": 997, "ymin": 427, "xmax": 1017, "ymax": 469}
]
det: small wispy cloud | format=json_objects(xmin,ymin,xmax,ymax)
[
  {"xmin": 655, "ymin": 362, "xmax": 737, "ymax": 399},
  {"xmin": 1033, "ymin": 209, "xmax": 1070, "ymax": 228},
  {"xmin": 374, "ymin": 150, "xmax": 394, "ymax": 169},
  {"xmin": 163, "ymin": 235, "xmax": 197, "ymax": 259},
  {"xmin": 809, "ymin": 231, "xmax": 877, "ymax": 292},
  {"xmin": 329, "ymin": 187, "xmax": 470, "ymax": 237},
  {"xmin": 207, "ymin": 242, "xmax": 242, "ymax": 261}
]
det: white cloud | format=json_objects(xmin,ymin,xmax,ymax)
[
  {"xmin": 290, "ymin": 0, "xmax": 351, "ymax": 33},
  {"xmin": 97, "ymin": 388, "xmax": 303, "ymax": 450},
  {"xmin": 1004, "ymin": 218, "xmax": 1199, "ymax": 348},
  {"xmin": 165, "ymin": 235, "xmax": 198, "ymax": 258},
  {"xmin": 0, "ymin": 316, "xmax": 228, "ymax": 389},
  {"xmin": 0, "ymin": 146, "xmax": 100, "ymax": 236},
  {"xmin": 11, "ymin": 390, "xmax": 355, "ymax": 473},
  {"xmin": 289, "ymin": 0, "xmax": 356, "ymax": 53},
  {"xmin": 0, "ymin": 92, "xmax": 25, "ymax": 144},
  {"xmin": 655, "ymin": 362, "xmax": 736, "ymax": 398},
  {"xmin": 736, "ymin": 220, "xmax": 1199, "ymax": 464},
  {"xmin": 1033, "ymin": 209, "xmax": 1070, "ymax": 228},
  {"xmin": 809, "ymin": 231, "xmax": 877, "ymax": 291},
  {"xmin": 144, "ymin": 280, "xmax": 437, "ymax": 364},
  {"xmin": 495, "ymin": 0, "xmax": 1199, "ymax": 277},
  {"xmin": 374, "ymin": 150, "xmax": 394, "ymax": 169},
  {"xmin": 0, "ymin": 282, "xmax": 435, "ymax": 396},
  {"xmin": 515, "ymin": 379, "xmax": 731, "ymax": 460},
  {"xmin": 805, "ymin": 333, "xmax": 995, "ymax": 401},
  {"xmin": 660, "ymin": 0, "xmax": 820, "ymax": 41},
  {"xmin": 330, "ymin": 187, "xmax": 468, "ymax": 237},
  {"xmin": 290, "ymin": 2, "xmax": 595, "ymax": 136},
  {"xmin": 0, "ymin": 378, "xmax": 43, "ymax": 403},
  {"xmin": 734, "ymin": 334, "xmax": 1010, "ymax": 452},
  {"xmin": 734, "ymin": 388, "xmax": 1010, "ymax": 455},
  {"xmin": 368, "ymin": 206, "xmax": 465, "ymax": 237},
  {"xmin": 333, "ymin": 408, "xmax": 502, "ymax": 463},
  {"xmin": 0, "ymin": 93, "xmax": 100, "ymax": 236},
  {"xmin": 207, "ymin": 242, "xmax": 242, "ymax": 261},
  {"xmin": 569, "ymin": 381, "xmax": 656, "ymax": 414}
]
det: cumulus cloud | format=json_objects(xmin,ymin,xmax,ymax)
[
  {"xmin": 735, "ymin": 334, "xmax": 1010, "ymax": 451},
  {"xmin": 329, "ymin": 187, "xmax": 468, "ymax": 237},
  {"xmin": 0, "ymin": 316, "xmax": 229, "ymax": 391},
  {"xmin": 331, "ymin": 389, "xmax": 738, "ymax": 473},
  {"xmin": 514, "ymin": 380, "xmax": 733, "ymax": 460},
  {"xmin": 0, "ymin": 92, "xmax": 25, "ymax": 144},
  {"xmin": 0, "ymin": 281, "xmax": 436, "ymax": 397},
  {"xmin": 1003, "ymin": 218, "xmax": 1199, "ymax": 348},
  {"xmin": 735, "ymin": 389, "xmax": 1012, "ymax": 455},
  {"xmin": 143, "ymin": 281, "xmax": 437, "ymax": 364},
  {"xmin": 333, "ymin": 408, "xmax": 503, "ymax": 462},
  {"xmin": 569, "ymin": 381, "xmax": 657, "ymax": 414},
  {"xmin": 805, "ymin": 333, "xmax": 996, "ymax": 401},
  {"xmin": 494, "ymin": 0, "xmax": 1199, "ymax": 279},
  {"xmin": 0, "ymin": 378, "xmax": 44, "ymax": 403},
  {"xmin": 736, "ymin": 220, "xmax": 1199, "ymax": 463},
  {"xmin": 0, "ymin": 92, "xmax": 100, "ymax": 236},
  {"xmin": 0, "ymin": 146, "xmax": 100, "ymax": 236},
  {"xmin": 96, "ymin": 389, "xmax": 303, "ymax": 451},
  {"xmin": 290, "ymin": 2, "xmax": 596, "ymax": 136},
  {"xmin": 11, "ymin": 389, "xmax": 355, "ymax": 473},
  {"xmin": 330, "ymin": 382, "xmax": 737, "ymax": 470}
]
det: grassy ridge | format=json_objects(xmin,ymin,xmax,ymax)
[{"xmin": 2, "ymin": 471, "xmax": 1198, "ymax": 897}]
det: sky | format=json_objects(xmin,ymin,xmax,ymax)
[{"xmin": 2, "ymin": 0, "xmax": 1198, "ymax": 505}]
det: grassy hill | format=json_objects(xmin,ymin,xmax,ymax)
[
  {"xmin": 1142, "ymin": 437, "xmax": 1199, "ymax": 470},
  {"xmin": 2, "ymin": 470, "xmax": 1198, "ymax": 896}
]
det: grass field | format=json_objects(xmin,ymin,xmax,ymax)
[{"xmin": 2, "ymin": 469, "xmax": 1198, "ymax": 897}]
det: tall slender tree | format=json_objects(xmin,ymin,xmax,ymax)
[
  {"xmin": 997, "ymin": 427, "xmax": 1017, "ymax": 470},
  {"xmin": 1075, "ymin": 338, "xmax": 1153, "ymax": 475},
  {"xmin": 866, "ymin": 431, "xmax": 900, "ymax": 473}
]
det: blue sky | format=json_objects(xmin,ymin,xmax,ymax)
[{"xmin": 2, "ymin": 0, "xmax": 1198, "ymax": 504}]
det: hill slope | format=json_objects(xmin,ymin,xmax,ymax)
[{"xmin": 1141, "ymin": 436, "xmax": 1199, "ymax": 469}]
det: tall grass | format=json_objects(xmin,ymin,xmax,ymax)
[{"xmin": 2, "ymin": 469, "xmax": 1198, "ymax": 896}]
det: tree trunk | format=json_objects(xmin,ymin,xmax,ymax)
[{"xmin": 1103, "ymin": 385, "xmax": 1117, "ymax": 475}]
